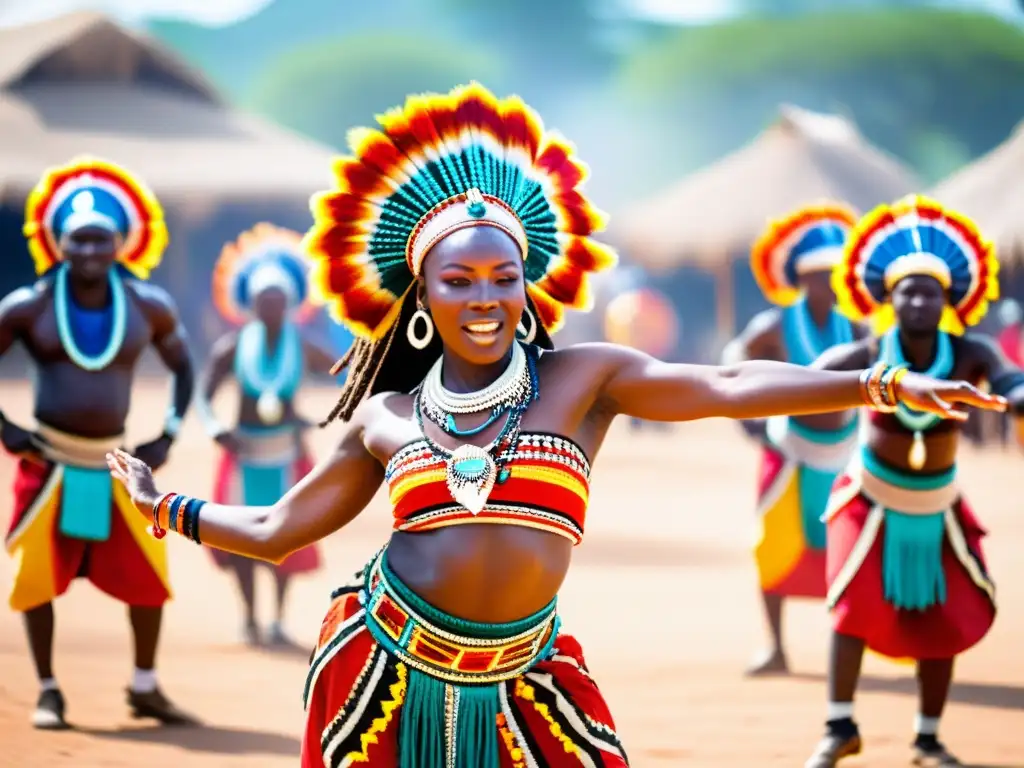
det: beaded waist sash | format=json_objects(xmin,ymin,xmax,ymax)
[
  {"xmin": 363, "ymin": 551, "xmax": 559, "ymax": 685},
  {"xmin": 855, "ymin": 448, "xmax": 958, "ymax": 515}
]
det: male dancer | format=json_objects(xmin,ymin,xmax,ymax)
[
  {"xmin": 2, "ymin": 158, "xmax": 195, "ymax": 729},
  {"xmin": 723, "ymin": 203, "xmax": 867, "ymax": 675},
  {"xmin": 200, "ymin": 224, "xmax": 336, "ymax": 646},
  {"xmin": 805, "ymin": 195, "xmax": 1021, "ymax": 767}
]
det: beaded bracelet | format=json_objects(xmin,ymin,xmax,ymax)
[
  {"xmin": 149, "ymin": 491, "xmax": 204, "ymax": 544},
  {"xmin": 859, "ymin": 362, "xmax": 899, "ymax": 413}
]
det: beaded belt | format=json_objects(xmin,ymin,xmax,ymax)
[{"xmin": 363, "ymin": 553, "xmax": 559, "ymax": 685}]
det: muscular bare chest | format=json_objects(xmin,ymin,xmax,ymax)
[{"xmin": 24, "ymin": 297, "xmax": 152, "ymax": 369}]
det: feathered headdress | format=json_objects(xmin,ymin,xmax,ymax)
[
  {"xmin": 212, "ymin": 223, "xmax": 316, "ymax": 325},
  {"xmin": 834, "ymin": 194, "xmax": 999, "ymax": 335},
  {"xmin": 23, "ymin": 156, "xmax": 167, "ymax": 279},
  {"xmin": 303, "ymin": 81, "xmax": 617, "ymax": 342},
  {"xmin": 750, "ymin": 202, "xmax": 858, "ymax": 306}
]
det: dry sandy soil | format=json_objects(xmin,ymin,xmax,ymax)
[{"xmin": 0, "ymin": 381, "xmax": 1021, "ymax": 767}]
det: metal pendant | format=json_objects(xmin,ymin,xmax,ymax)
[
  {"xmin": 445, "ymin": 444, "xmax": 497, "ymax": 515},
  {"xmin": 257, "ymin": 391, "xmax": 284, "ymax": 424}
]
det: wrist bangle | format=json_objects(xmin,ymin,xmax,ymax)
[
  {"xmin": 149, "ymin": 492, "xmax": 205, "ymax": 544},
  {"xmin": 888, "ymin": 366, "xmax": 909, "ymax": 405}
]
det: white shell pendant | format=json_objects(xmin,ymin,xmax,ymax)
[
  {"xmin": 908, "ymin": 430, "xmax": 927, "ymax": 470},
  {"xmin": 257, "ymin": 391, "xmax": 284, "ymax": 425},
  {"xmin": 445, "ymin": 444, "xmax": 497, "ymax": 515}
]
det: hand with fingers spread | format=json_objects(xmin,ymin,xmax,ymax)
[
  {"xmin": 106, "ymin": 449, "xmax": 161, "ymax": 517},
  {"xmin": 893, "ymin": 371, "xmax": 1008, "ymax": 421}
]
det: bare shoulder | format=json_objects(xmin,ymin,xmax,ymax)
[
  {"xmin": 959, "ymin": 331, "xmax": 1001, "ymax": 361},
  {"xmin": 0, "ymin": 282, "xmax": 49, "ymax": 326},
  {"xmin": 352, "ymin": 390, "xmax": 416, "ymax": 463},
  {"xmin": 542, "ymin": 342, "xmax": 633, "ymax": 380},
  {"xmin": 850, "ymin": 320, "xmax": 872, "ymax": 341},
  {"xmin": 742, "ymin": 307, "xmax": 782, "ymax": 337},
  {"xmin": 209, "ymin": 330, "xmax": 240, "ymax": 363},
  {"xmin": 812, "ymin": 335, "xmax": 876, "ymax": 371},
  {"xmin": 124, "ymin": 278, "xmax": 180, "ymax": 325}
]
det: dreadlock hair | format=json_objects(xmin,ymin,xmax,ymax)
[{"xmin": 321, "ymin": 289, "xmax": 553, "ymax": 426}]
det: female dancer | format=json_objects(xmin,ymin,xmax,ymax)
[
  {"xmin": 803, "ymin": 196, "xmax": 1024, "ymax": 767},
  {"xmin": 723, "ymin": 203, "xmax": 868, "ymax": 675},
  {"xmin": 199, "ymin": 224, "xmax": 336, "ymax": 646},
  {"xmin": 106, "ymin": 84, "xmax": 1005, "ymax": 767}
]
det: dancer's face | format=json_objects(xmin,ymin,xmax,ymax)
[
  {"xmin": 254, "ymin": 286, "xmax": 289, "ymax": 330},
  {"xmin": 891, "ymin": 274, "xmax": 946, "ymax": 338},
  {"xmin": 420, "ymin": 225, "xmax": 527, "ymax": 366},
  {"xmin": 799, "ymin": 269, "xmax": 836, "ymax": 314},
  {"xmin": 61, "ymin": 225, "xmax": 120, "ymax": 282}
]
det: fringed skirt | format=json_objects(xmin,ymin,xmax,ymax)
[
  {"xmin": 825, "ymin": 449, "xmax": 996, "ymax": 660},
  {"xmin": 301, "ymin": 550, "xmax": 630, "ymax": 767}
]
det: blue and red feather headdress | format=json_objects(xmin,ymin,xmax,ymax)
[
  {"xmin": 750, "ymin": 202, "xmax": 859, "ymax": 307},
  {"xmin": 23, "ymin": 156, "xmax": 167, "ymax": 279},
  {"xmin": 212, "ymin": 223, "xmax": 316, "ymax": 326},
  {"xmin": 834, "ymin": 195, "xmax": 999, "ymax": 335},
  {"xmin": 303, "ymin": 81, "xmax": 617, "ymax": 341}
]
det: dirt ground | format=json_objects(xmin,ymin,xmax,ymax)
[{"xmin": 0, "ymin": 380, "xmax": 1021, "ymax": 767}]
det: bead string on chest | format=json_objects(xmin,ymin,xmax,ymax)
[{"xmin": 413, "ymin": 343, "xmax": 541, "ymax": 514}]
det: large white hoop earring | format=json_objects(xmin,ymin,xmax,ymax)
[
  {"xmin": 516, "ymin": 307, "xmax": 537, "ymax": 343},
  {"xmin": 407, "ymin": 308, "xmax": 434, "ymax": 350}
]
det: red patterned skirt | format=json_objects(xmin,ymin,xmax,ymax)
[
  {"xmin": 825, "ymin": 461, "xmax": 996, "ymax": 660},
  {"xmin": 301, "ymin": 552, "xmax": 629, "ymax": 767}
]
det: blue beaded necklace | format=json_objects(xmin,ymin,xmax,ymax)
[
  {"xmin": 53, "ymin": 262, "xmax": 127, "ymax": 372},
  {"xmin": 782, "ymin": 297, "xmax": 853, "ymax": 367}
]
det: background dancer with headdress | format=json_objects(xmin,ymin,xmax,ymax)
[
  {"xmin": 803, "ymin": 195, "xmax": 1024, "ymax": 768},
  {"xmin": 721, "ymin": 203, "xmax": 868, "ymax": 676},
  {"xmin": 105, "ymin": 84, "xmax": 1004, "ymax": 768},
  {"xmin": 200, "ymin": 223, "xmax": 337, "ymax": 647},
  {"xmin": 1, "ymin": 157, "xmax": 196, "ymax": 729}
]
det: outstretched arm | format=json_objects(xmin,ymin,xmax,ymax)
[
  {"xmin": 109, "ymin": 401, "xmax": 383, "ymax": 563},
  {"xmin": 720, "ymin": 310, "xmax": 781, "ymax": 439},
  {"xmin": 584, "ymin": 341, "xmax": 1003, "ymax": 423}
]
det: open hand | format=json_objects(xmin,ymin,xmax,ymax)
[
  {"xmin": 107, "ymin": 449, "xmax": 160, "ymax": 517},
  {"xmin": 895, "ymin": 372, "xmax": 1008, "ymax": 421}
]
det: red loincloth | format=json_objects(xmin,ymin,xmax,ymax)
[{"xmin": 6, "ymin": 456, "xmax": 171, "ymax": 611}]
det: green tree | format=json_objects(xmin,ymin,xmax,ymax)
[
  {"xmin": 614, "ymin": 9, "xmax": 1024, "ymax": 179},
  {"xmin": 246, "ymin": 33, "xmax": 502, "ymax": 150}
]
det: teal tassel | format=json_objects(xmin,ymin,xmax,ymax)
[
  {"xmin": 399, "ymin": 669, "xmax": 447, "ymax": 768},
  {"xmin": 797, "ymin": 465, "xmax": 836, "ymax": 550},
  {"xmin": 882, "ymin": 510, "xmax": 947, "ymax": 611},
  {"xmin": 454, "ymin": 685, "xmax": 501, "ymax": 768}
]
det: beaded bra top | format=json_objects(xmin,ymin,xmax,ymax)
[{"xmin": 385, "ymin": 432, "xmax": 591, "ymax": 545}]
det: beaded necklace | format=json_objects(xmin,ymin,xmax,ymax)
[
  {"xmin": 54, "ymin": 262, "xmax": 127, "ymax": 372},
  {"xmin": 420, "ymin": 341, "xmax": 531, "ymax": 436},
  {"xmin": 414, "ymin": 343, "xmax": 540, "ymax": 514},
  {"xmin": 235, "ymin": 319, "xmax": 303, "ymax": 424},
  {"xmin": 879, "ymin": 328, "xmax": 954, "ymax": 469},
  {"xmin": 782, "ymin": 296, "xmax": 853, "ymax": 367}
]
